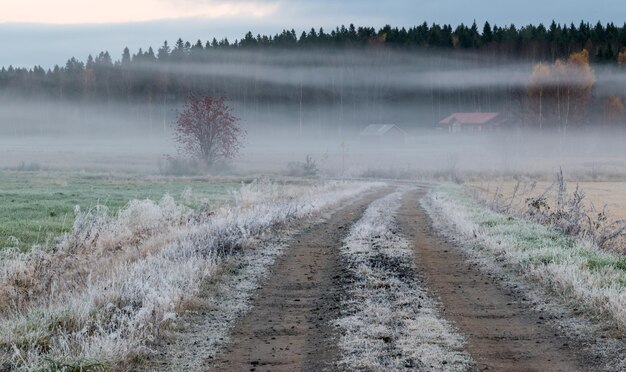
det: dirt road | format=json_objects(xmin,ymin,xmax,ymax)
[
  {"xmin": 151, "ymin": 186, "xmax": 612, "ymax": 371},
  {"xmin": 208, "ymin": 190, "xmax": 389, "ymax": 371},
  {"xmin": 396, "ymin": 189, "xmax": 598, "ymax": 372}
]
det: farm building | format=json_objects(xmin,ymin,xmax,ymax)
[
  {"xmin": 359, "ymin": 124, "xmax": 407, "ymax": 146},
  {"xmin": 439, "ymin": 112, "xmax": 504, "ymax": 133}
]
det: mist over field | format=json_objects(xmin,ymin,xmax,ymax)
[{"xmin": 3, "ymin": 46, "xmax": 626, "ymax": 177}]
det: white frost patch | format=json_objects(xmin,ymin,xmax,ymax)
[{"xmin": 335, "ymin": 192, "xmax": 472, "ymax": 371}]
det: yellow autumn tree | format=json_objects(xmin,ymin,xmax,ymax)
[
  {"xmin": 527, "ymin": 49, "xmax": 595, "ymax": 132},
  {"xmin": 563, "ymin": 50, "xmax": 595, "ymax": 130}
]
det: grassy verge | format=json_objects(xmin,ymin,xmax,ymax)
[
  {"xmin": 0, "ymin": 171, "xmax": 239, "ymax": 251},
  {"xmin": 424, "ymin": 184, "xmax": 626, "ymax": 330}
]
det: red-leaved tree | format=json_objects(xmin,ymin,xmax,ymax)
[{"xmin": 174, "ymin": 95, "xmax": 244, "ymax": 166}]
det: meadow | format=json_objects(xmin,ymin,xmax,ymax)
[{"xmin": 0, "ymin": 171, "xmax": 240, "ymax": 251}]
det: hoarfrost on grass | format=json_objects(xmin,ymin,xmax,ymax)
[
  {"xmin": 151, "ymin": 234, "xmax": 290, "ymax": 369},
  {"xmin": 335, "ymin": 191, "xmax": 472, "ymax": 371},
  {"xmin": 424, "ymin": 185, "xmax": 626, "ymax": 330},
  {"xmin": 0, "ymin": 180, "xmax": 381, "ymax": 369}
]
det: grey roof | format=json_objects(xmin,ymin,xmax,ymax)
[
  {"xmin": 439, "ymin": 112, "xmax": 500, "ymax": 125},
  {"xmin": 360, "ymin": 124, "xmax": 405, "ymax": 136}
]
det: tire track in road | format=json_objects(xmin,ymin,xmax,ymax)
[
  {"xmin": 396, "ymin": 188, "xmax": 598, "ymax": 372},
  {"xmin": 208, "ymin": 189, "xmax": 391, "ymax": 372}
]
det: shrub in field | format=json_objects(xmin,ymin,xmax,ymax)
[
  {"xmin": 158, "ymin": 155, "xmax": 204, "ymax": 176},
  {"xmin": 525, "ymin": 170, "xmax": 587, "ymax": 235},
  {"xmin": 284, "ymin": 155, "xmax": 319, "ymax": 177},
  {"xmin": 479, "ymin": 169, "xmax": 625, "ymax": 252},
  {"xmin": 524, "ymin": 170, "xmax": 626, "ymax": 251},
  {"xmin": 15, "ymin": 162, "xmax": 42, "ymax": 172},
  {"xmin": 358, "ymin": 166, "xmax": 415, "ymax": 180}
]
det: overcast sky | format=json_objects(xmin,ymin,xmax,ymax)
[{"xmin": 1, "ymin": 0, "xmax": 625, "ymax": 68}]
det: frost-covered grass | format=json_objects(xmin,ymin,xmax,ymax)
[
  {"xmin": 0, "ymin": 179, "xmax": 380, "ymax": 370},
  {"xmin": 335, "ymin": 192, "xmax": 472, "ymax": 371},
  {"xmin": 0, "ymin": 171, "xmax": 238, "ymax": 251},
  {"xmin": 425, "ymin": 184, "xmax": 626, "ymax": 331},
  {"xmin": 146, "ymin": 227, "xmax": 292, "ymax": 369}
]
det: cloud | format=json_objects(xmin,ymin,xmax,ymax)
[{"xmin": 0, "ymin": 0, "xmax": 277, "ymax": 24}]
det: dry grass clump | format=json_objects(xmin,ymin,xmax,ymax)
[{"xmin": 473, "ymin": 169, "xmax": 626, "ymax": 253}]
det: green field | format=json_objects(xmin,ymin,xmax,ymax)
[{"xmin": 0, "ymin": 171, "xmax": 240, "ymax": 251}]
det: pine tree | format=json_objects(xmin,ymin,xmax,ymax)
[
  {"xmin": 121, "ymin": 47, "xmax": 131, "ymax": 66},
  {"xmin": 482, "ymin": 22, "xmax": 493, "ymax": 43},
  {"xmin": 157, "ymin": 41, "xmax": 170, "ymax": 62}
]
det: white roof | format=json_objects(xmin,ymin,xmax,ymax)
[{"xmin": 360, "ymin": 124, "xmax": 404, "ymax": 136}]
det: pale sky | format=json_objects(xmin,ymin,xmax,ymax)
[
  {"xmin": 1, "ymin": 0, "xmax": 625, "ymax": 67},
  {"xmin": 0, "ymin": 0, "xmax": 277, "ymax": 24}
]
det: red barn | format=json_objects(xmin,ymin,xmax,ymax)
[{"xmin": 439, "ymin": 113, "xmax": 503, "ymax": 133}]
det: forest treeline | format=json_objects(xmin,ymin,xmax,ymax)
[{"xmin": 3, "ymin": 21, "xmax": 626, "ymax": 132}]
